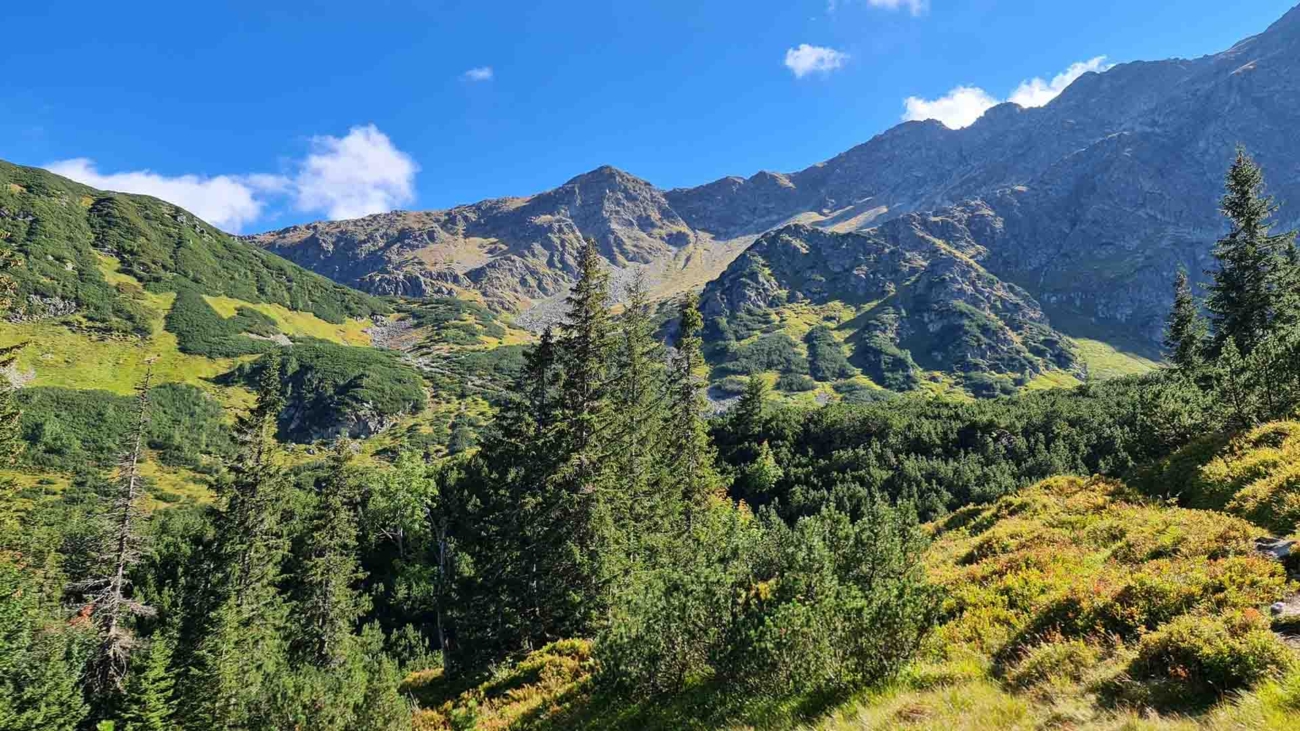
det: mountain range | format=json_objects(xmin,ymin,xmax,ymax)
[{"xmin": 250, "ymin": 5, "xmax": 1300, "ymax": 360}]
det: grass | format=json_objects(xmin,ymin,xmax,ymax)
[
  {"xmin": 1022, "ymin": 369, "xmax": 1084, "ymax": 391},
  {"xmin": 1141, "ymin": 421, "xmax": 1300, "ymax": 535},
  {"xmin": 0, "ymin": 318, "xmax": 246, "ymax": 400},
  {"xmin": 203, "ymin": 294, "xmax": 373, "ymax": 346},
  {"xmin": 1072, "ymin": 338, "xmax": 1161, "ymax": 380}
]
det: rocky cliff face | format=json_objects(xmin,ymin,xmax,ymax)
[
  {"xmin": 246, "ymin": 166, "xmax": 696, "ymax": 313},
  {"xmin": 251, "ymin": 5, "xmax": 1300, "ymax": 349}
]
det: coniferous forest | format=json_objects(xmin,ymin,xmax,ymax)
[{"xmin": 5, "ymin": 149, "xmax": 1300, "ymax": 729}]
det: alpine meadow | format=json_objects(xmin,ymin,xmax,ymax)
[{"xmin": 8, "ymin": 2, "xmax": 1300, "ymax": 730}]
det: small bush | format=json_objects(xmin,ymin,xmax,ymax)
[
  {"xmin": 806, "ymin": 326, "xmax": 854, "ymax": 382},
  {"xmin": 19, "ymin": 384, "xmax": 234, "ymax": 470},
  {"xmin": 1130, "ymin": 611, "xmax": 1292, "ymax": 697},
  {"xmin": 164, "ymin": 284, "xmax": 278, "ymax": 358},
  {"xmin": 1006, "ymin": 638, "xmax": 1099, "ymax": 690},
  {"xmin": 1226, "ymin": 463, "xmax": 1300, "ymax": 535},
  {"xmin": 715, "ymin": 333, "xmax": 808, "ymax": 377},
  {"xmin": 775, "ymin": 373, "xmax": 816, "ymax": 392},
  {"xmin": 852, "ymin": 333, "xmax": 920, "ymax": 392},
  {"xmin": 716, "ymin": 505, "xmax": 938, "ymax": 696},
  {"xmin": 231, "ymin": 342, "xmax": 426, "ymax": 442}
]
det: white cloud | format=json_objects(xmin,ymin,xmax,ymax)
[
  {"xmin": 293, "ymin": 124, "xmax": 420, "ymax": 220},
  {"xmin": 44, "ymin": 123, "xmax": 419, "ymax": 232},
  {"xmin": 865, "ymin": 0, "xmax": 927, "ymax": 14},
  {"xmin": 785, "ymin": 44, "xmax": 850, "ymax": 78},
  {"xmin": 828, "ymin": 0, "xmax": 927, "ymax": 14},
  {"xmin": 1008, "ymin": 56, "xmax": 1109, "ymax": 108},
  {"xmin": 903, "ymin": 86, "xmax": 1000, "ymax": 130},
  {"xmin": 463, "ymin": 66, "xmax": 494, "ymax": 82},
  {"xmin": 902, "ymin": 56, "xmax": 1109, "ymax": 129},
  {"xmin": 45, "ymin": 158, "xmax": 273, "ymax": 231}
]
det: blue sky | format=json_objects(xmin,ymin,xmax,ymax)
[{"xmin": 1, "ymin": 0, "xmax": 1294, "ymax": 232}]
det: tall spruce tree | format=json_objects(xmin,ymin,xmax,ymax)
[
  {"xmin": 543, "ymin": 236, "xmax": 616, "ymax": 643},
  {"xmin": 608, "ymin": 272, "xmax": 671, "ymax": 534},
  {"xmin": 184, "ymin": 355, "xmax": 292, "ymax": 728},
  {"xmin": 450, "ymin": 327, "xmax": 564, "ymax": 672},
  {"xmin": 296, "ymin": 441, "xmax": 369, "ymax": 668},
  {"xmin": 1164, "ymin": 268, "xmax": 1208, "ymax": 370},
  {"xmin": 666, "ymin": 292, "xmax": 722, "ymax": 514},
  {"xmin": 1207, "ymin": 147, "xmax": 1298, "ymax": 354}
]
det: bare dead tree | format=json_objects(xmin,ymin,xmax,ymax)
[{"xmin": 85, "ymin": 356, "xmax": 160, "ymax": 690}]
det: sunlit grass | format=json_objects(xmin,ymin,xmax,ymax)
[{"xmin": 1073, "ymin": 338, "xmax": 1160, "ymax": 380}]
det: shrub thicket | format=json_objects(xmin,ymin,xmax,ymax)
[{"xmin": 18, "ymin": 384, "xmax": 233, "ymax": 470}]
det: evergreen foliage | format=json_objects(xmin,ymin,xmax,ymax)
[
  {"xmin": 118, "ymin": 635, "xmax": 178, "ymax": 731},
  {"xmin": 1165, "ymin": 267, "xmax": 1208, "ymax": 370},
  {"xmin": 1206, "ymin": 147, "xmax": 1299, "ymax": 356},
  {"xmin": 0, "ymin": 160, "xmax": 385, "ymax": 336},
  {"xmin": 11, "ymin": 150, "xmax": 1300, "ymax": 729},
  {"xmin": 295, "ymin": 441, "xmax": 370, "ymax": 668}
]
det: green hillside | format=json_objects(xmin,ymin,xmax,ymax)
[{"xmin": 0, "ymin": 161, "xmax": 523, "ymax": 499}]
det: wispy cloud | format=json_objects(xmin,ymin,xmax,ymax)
[
  {"xmin": 902, "ymin": 56, "xmax": 1110, "ymax": 129},
  {"xmin": 828, "ymin": 0, "xmax": 927, "ymax": 15},
  {"xmin": 866, "ymin": 0, "xmax": 927, "ymax": 14},
  {"xmin": 463, "ymin": 66, "xmax": 494, "ymax": 82},
  {"xmin": 785, "ymin": 44, "xmax": 850, "ymax": 79},
  {"xmin": 45, "ymin": 123, "xmax": 419, "ymax": 232}
]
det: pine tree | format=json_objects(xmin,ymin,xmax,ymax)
[
  {"xmin": 608, "ymin": 272, "xmax": 671, "ymax": 533},
  {"xmin": 1164, "ymin": 268, "xmax": 1208, "ymax": 370},
  {"xmin": 557, "ymin": 238, "xmax": 615, "ymax": 458},
  {"xmin": 450, "ymin": 327, "xmax": 563, "ymax": 672},
  {"xmin": 666, "ymin": 293, "xmax": 722, "ymax": 514},
  {"xmin": 1207, "ymin": 147, "xmax": 1298, "ymax": 355},
  {"xmin": 183, "ymin": 355, "xmax": 291, "ymax": 728},
  {"xmin": 119, "ymin": 635, "xmax": 177, "ymax": 731},
  {"xmin": 296, "ymin": 440, "xmax": 369, "ymax": 668},
  {"xmin": 83, "ymin": 360, "xmax": 157, "ymax": 691}
]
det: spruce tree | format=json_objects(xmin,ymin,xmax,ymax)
[
  {"xmin": 296, "ymin": 440, "xmax": 369, "ymax": 668},
  {"xmin": 450, "ymin": 327, "xmax": 563, "ymax": 671},
  {"xmin": 544, "ymin": 236, "xmax": 616, "ymax": 637},
  {"xmin": 119, "ymin": 636, "xmax": 177, "ymax": 731},
  {"xmin": 666, "ymin": 293, "xmax": 722, "ymax": 514},
  {"xmin": 608, "ymin": 272, "xmax": 671, "ymax": 534},
  {"xmin": 1207, "ymin": 147, "xmax": 1298, "ymax": 354},
  {"xmin": 183, "ymin": 354, "xmax": 291, "ymax": 728},
  {"xmin": 557, "ymin": 237, "xmax": 615, "ymax": 458},
  {"xmin": 1164, "ymin": 268, "xmax": 1208, "ymax": 370}
]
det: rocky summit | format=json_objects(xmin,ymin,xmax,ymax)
[{"xmin": 253, "ymin": 6, "xmax": 1300, "ymax": 355}]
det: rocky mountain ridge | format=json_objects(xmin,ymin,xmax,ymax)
[{"xmin": 251, "ymin": 4, "xmax": 1300, "ymax": 350}]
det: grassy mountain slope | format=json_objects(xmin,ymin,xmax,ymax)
[
  {"xmin": 699, "ymin": 218, "xmax": 1088, "ymax": 400},
  {"xmin": 0, "ymin": 160, "xmax": 533, "ymax": 500},
  {"xmin": 398, "ymin": 448, "xmax": 1300, "ymax": 730}
]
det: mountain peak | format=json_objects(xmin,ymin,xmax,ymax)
[{"xmin": 563, "ymin": 165, "xmax": 651, "ymax": 188}]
